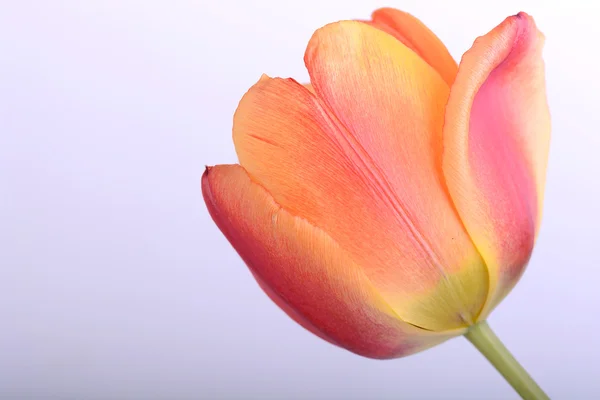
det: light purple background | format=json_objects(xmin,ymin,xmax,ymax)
[{"xmin": 1, "ymin": 0, "xmax": 599, "ymax": 399}]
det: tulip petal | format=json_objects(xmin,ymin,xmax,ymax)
[
  {"xmin": 202, "ymin": 165, "xmax": 459, "ymax": 358},
  {"xmin": 363, "ymin": 8, "xmax": 458, "ymax": 85},
  {"xmin": 442, "ymin": 13, "xmax": 550, "ymax": 317},
  {"xmin": 303, "ymin": 21, "xmax": 488, "ymax": 329},
  {"xmin": 234, "ymin": 24, "xmax": 488, "ymax": 331}
]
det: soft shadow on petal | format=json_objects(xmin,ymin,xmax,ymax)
[{"xmin": 442, "ymin": 13, "xmax": 551, "ymax": 317}]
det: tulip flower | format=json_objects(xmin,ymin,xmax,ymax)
[{"xmin": 203, "ymin": 8, "xmax": 550, "ymax": 400}]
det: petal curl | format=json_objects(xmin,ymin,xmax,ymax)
[
  {"xmin": 442, "ymin": 13, "xmax": 551, "ymax": 317},
  {"xmin": 202, "ymin": 165, "xmax": 460, "ymax": 358}
]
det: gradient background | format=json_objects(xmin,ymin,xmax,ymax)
[{"xmin": 1, "ymin": 0, "xmax": 599, "ymax": 399}]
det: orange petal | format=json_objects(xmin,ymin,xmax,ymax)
[
  {"xmin": 234, "ymin": 23, "xmax": 488, "ymax": 331},
  {"xmin": 303, "ymin": 21, "xmax": 488, "ymax": 329},
  {"xmin": 303, "ymin": 82, "xmax": 314, "ymax": 93},
  {"xmin": 442, "ymin": 13, "xmax": 551, "ymax": 317},
  {"xmin": 202, "ymin": 165, "xmax": 459, "ymax": 358},
  {"xmin": 361, "ymin": 8, "xmax": 458, "ymax": 86}
]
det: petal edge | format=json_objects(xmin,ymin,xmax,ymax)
[{"xmin": 443, "ymin": 13, "xmax": 551, "ymax": 317}]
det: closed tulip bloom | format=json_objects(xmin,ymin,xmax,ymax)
[{"xmin": 203, "ymin": 8, "xmax": 550, "ymax": 399}]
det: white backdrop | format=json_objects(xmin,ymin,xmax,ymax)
[{"xmin": 1, "ymin": 0, "xmax": 599, "ymax": 399}]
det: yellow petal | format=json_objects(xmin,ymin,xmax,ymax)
[{"xmin": 366, "ymin": 7, "xmax": 458, "ymax": 85}]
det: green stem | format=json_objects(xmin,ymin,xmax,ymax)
[{"xmin": 464, "ymin": 321, "xmax": 549, "ymax": 400}]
